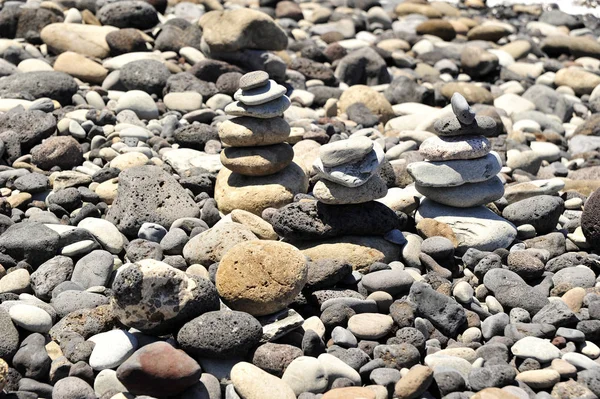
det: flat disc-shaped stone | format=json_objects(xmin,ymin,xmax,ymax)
[
  {"xmin": 415, "ymin": 175, "xmax": 504, "ymax": 208},
  {"xmin": 234, "ymin": 80, "xmax": 287, "ymax": 106},
  {"xmin": 407, "ymin": 152, "xmax": 502, "ymax": 187},
  {"xmin": 225, "ymin": 96, "xmax": 291, "ymax": 119},
  {"xmin": 419, "ymin": 135, "xmax": 491, "ymax": 161},
  {"xmin": 220, "ymin": 143, "xmax": 294, "ymax": 176},
  {"xmin": 313, "ymin": 174, "xmax": 388, "ymax": 205},
  {"xmin": 239, "ymin": 71, "xmax": 269, "ymax": 90},
  {"xmin": 415, "ymin": 199, "xmax": 517, "ymax": 252},
  {"xmin": 218, "ymin": 116, "xmax": 290, "ymax": 147}
]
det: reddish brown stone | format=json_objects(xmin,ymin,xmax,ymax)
[{"xmin": 116, "ymin": 342, "xmax": 201, "ymax": 396}]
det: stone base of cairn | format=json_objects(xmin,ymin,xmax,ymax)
[
  {"xmin": 410, "ymin": 93, "xmax": 517, "ymax": 252},
  {"xmin": 214, "ymin": 71, "xmax": 308, "ymax": 215}
]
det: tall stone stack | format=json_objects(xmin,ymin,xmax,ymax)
[
  {"xmin": 408, "ymin": 93, "xmax": 504, "ymax": 208},
  {"xmin": 312, "ymin": 136, "xmax": 388, "ymax": 205},
  {"xmin": 410, "ymin": 93, "xmax": 517, "ymax": 252},
  {"xmin": 214, "ymin": 71, "xmax": 308, "ymax": 215}
]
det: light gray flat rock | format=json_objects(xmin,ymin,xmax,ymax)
[
  {"xmin": 225, "ymin": 96, "xmax": 291, "ymax": 119},
  {"xmin": 415, "ymin": 176, "xmax": 505, "ymax": 208},
  {"xmin": 407, "ymin": 152, "xmax": 502, "ymax": 187},
  {"xmin": 234, "ymin": 80, "xmax": 287, "ymax": 106}
]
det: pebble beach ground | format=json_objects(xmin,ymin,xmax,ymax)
[{"xmin": 1, "ymin": 0, "xmax": 600, "ymax": 398}]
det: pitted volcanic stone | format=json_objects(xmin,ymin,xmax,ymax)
[
  {"xmin": 408, "ymin": 152, "xmax": 502, "ymax": 187},
  {"xmin": 434, "ymin": 115, "xmax": 497, "ymax": 137},
  {"xmin": 239, "ymin": 71, "xmax": 269, "ymax": 90},
  {"xmin": 0, "ymin": 110, "xmax": 57, "ymax": 162},
  {"xmin": 177, "ymin": 310, "xmax": 263, "ymax": 358},
  {"xmin": 216, "ymin": 241, "xmax": 308, "ymax": 316},
  {"xmin": 111, "ymin": 259, "xmax": 220, "ymax": 334},
  {"xmin": 220, "ymin": 143, "xmax": 294, "ymax": 176},
  {"xmin": 0, "ymin": 71, "xmax": 78, "ymax": 105},
  {"xmin": 502, "ymin": 195, "xmax": 564, "ymax": 234},
  {"xmin": 419, "ymin": 135, "xmax": 491, "ymax": 161},
  {"xmin": 270, "ymin": 200, "xmax": 404, "ymax": 241},
  {"xmin": 106, "ymin": 165, "xmax": 199, "ymax": 236},
  {"xmin": 218, "ymin": 116, "xmax": 291, "ymax": 147}
]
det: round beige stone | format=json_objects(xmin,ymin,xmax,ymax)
[
  {"xmin": 0, "ymin": 358, "xmax": 7, "ymax": 392},
  {"xmin": 515, "ymin": 369, "xmax": 560, "ymax": 390},
  {"xmin": 53, "ymin": 51, "xmax": 108, "ymax": 84},
  {"xmin": 230, "ymin": 209, "xmax": 278, "ymax": 240},
  {"xmin": 394, "ymin": 365, "xmax": 433, "ymax": 399},
  {"xmin": 110, "ymin": 152, "xmax": 149, "ymax": 171},
  {"xmin": 216, "ymin": 241, "xmax": 308, "ymax": 316},
  {"xmin": 347, "ymin": 313, "xmax": 393, "ymax": 339},
  {"xmin": 322, "ymin": 387, "xmax": 376, "ymax": 399},
  {"xmin": 215, "ymin": 162, "xmax": 308, "ymax": 215},
  {"xmin": 220, "ymin": 143, "xmax": 294, "ymax": 176},
  {"xmin": 338, "ymin": 85, "xmax": 394, "ymax": 123},
  {"xmin": 95, "ymin": 178, "xmax": 119, "ymax": 205},
  {"xmin": 218, "ymin": 116, "xmax": 290, "ymax": 147}
]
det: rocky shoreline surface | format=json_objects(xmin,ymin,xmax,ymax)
[{"xmin": 0, "ymin": 0, "xmax": 600, "ymax": 399}]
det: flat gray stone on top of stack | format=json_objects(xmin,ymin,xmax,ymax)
[{"xmin": 407, "ymin": 92, "xmax": 504, "ymax": 208}]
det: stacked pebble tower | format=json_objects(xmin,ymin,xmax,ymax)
[
  {"xmin": 311, "ymin": 136, "xmax": 388, "ymax": 205},
  {"xmin": 407, "ymin": 92, "xmax": 504, "ymax": 208},
  {"xmin": 215, "ymin": 71, "xmax": 308, "ymax": 214}
]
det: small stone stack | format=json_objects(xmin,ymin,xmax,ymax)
[
  {"xmin": 408, "ymin": 93, "xmax": 504, "ymax": 208},
  {"xmin": 214, "ymin": 71, "xmax": 308, "ymax": 215},
  {"xmin": 312, "ymin": 136, "xmax": 388, "ymax": 205}
]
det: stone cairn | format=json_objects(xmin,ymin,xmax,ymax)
[
  {"xmin": 269, "ymin": 135, "xmax": 405, "ymax": 271},
  {"xmin": 312, "ymin": 136, "xmax": 388, "ymax": 205},
  {"xmin": 215, "ymin": 71, "xmax": 308, "ymax": 215},
  {"xmin": 408, "ymin": 92, "xmax": 504, "ymax": 208}
]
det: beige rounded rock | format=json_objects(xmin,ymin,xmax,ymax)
[
  {"xmin": 515, "ymin": 369, "xmax": 560, "ymax": 389},
  {"xmin": 298, "ymin": 236, "xmax": 401, "ymax": 272},
  {"xmin": 216, "ymin": 241, "xmax": 308, "ymax": 316},
  {"xmin": 231, "ymin": 362, "xmax": 295, "ymax": 399},
  {"xmin": 53, "ymin": 51, "xmax": 108, "ymax": 84},
  {"xmin": 95, "ymin": 178, "xmax": 119, "ymax": 205},
  {"xmin": 394, "ymin": 365, "xmax": 433, "ymax": 399},
  {"xmin": 0, "ymin": 358, "xmax": 7, "ymax": 392},
  {"xmin": 471, "ymin": 388, "xmax": 520, "ymax": 399},
  {"xmin": 41, "ymin": 23, "xmax": 117, "ymax": 58},
  {"xmin": 218, "ymin": 116, "xmax": 290, "ymax": 147},
  {"xmin": 338, "ymin": 85, "xmax": 394, "ymax": 123},
  {"xmin": 215, "ymin": 162, "xmax": 308, "ymax": 215},
  {"xmin": 183, "ymin": 222, "xmax": 258, "ymax": 266},
  {"xmin": 220, "ymin": 143, "xmax": 294, "ymax": 176},
  {"xmin": 347, "ymin": 313, "xmax": 393, "ymax": 339},
  {"xmin": 322, "ymin": 387, "xmax": 376, "ymax": 399},
  {"xmin": 313, "ymin": 175, "xmax": 388, "ymax": 205},
  {"xmin": 230, "ymin": 209, "xmax": 278, "ymax": 240},
  {"xmin": 110, "ymin": 152, "xmax": 149, "ymax": 171}
]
